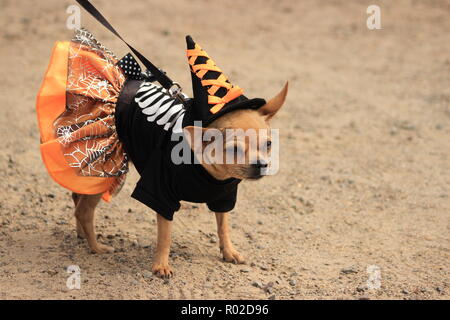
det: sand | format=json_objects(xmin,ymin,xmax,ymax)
[{"xmin": 0, "ymin": 0, "xmax": 449, "ymax": 299}]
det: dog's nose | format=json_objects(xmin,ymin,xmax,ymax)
[{"xmin": 253, "ymin": 160, "xmax": 268, "ymax": 169}]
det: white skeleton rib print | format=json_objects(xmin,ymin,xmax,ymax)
[{"xmin": 134, "ymin": 82, "xmax": 186, "ymax": 134}]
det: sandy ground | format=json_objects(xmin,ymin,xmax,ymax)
[{"xmin": 0, "ymin": 0, "xmax": 449, "ymax": 300}]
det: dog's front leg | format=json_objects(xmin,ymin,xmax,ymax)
[
  {"xmin": 151, "ymin": 213, "xmax": 174, "ymax": 278},
  {"xmin": 215, "ymin": 212, "xmax": 245, "ymax": 264}
]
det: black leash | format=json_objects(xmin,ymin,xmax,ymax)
[{"xmin": 75, "ymin": 0, "xmax": 179, "ymax": 93}]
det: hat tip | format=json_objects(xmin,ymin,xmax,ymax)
[{"xmin": 186, "ymin": 35, "xmax": 195, "ymax": 49}]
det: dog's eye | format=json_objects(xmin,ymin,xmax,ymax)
[{"xmin": 266, "ymin": 140, "xmax": 272, "ymax": 149}]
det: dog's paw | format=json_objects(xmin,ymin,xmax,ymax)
[
  {"xmin": 152, "ymin": 262, "xmax": 174, "ymax": 279},
  {"xmin": 76, "ymin": 230, "xmax": 86, "ymax": 239},
  {"xmin": 90, "ymin": 243, "xmax": 115, "ymax": 254},
  {"xmin": 222, "ymin": 247, "xmax": 245, "ymax": 264}
]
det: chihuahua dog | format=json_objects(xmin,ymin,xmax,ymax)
[
  {"xmin": 37, "ymin": 20, "xmax": 288, "ymax": 278},
  {"xmin": 70, "ymin": 82, "xmax": 288, "ymax": 278}
]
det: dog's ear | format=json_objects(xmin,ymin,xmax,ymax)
[
  {"xmin": 183, "ymin": 126, "xmax": 224, "ymax": 154},
  {"xmin": 258, "ymin": 82, "xmax": 289, "ymax": 121}
]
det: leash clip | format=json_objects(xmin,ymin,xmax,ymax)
[{"xmin": 168, "ymin": 82, "xmax": 183, "ymax": 98}]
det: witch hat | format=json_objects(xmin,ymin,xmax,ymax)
[{"xmin": 185, "ymin": 35, "xmax": 266, "ymax": 126}]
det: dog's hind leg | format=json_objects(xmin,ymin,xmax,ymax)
[
  {"xmin": 71, "ymin": 192, "xmax": 81, "ymax": 206},
  {"xmin": 71, "ymin": 193, "xmax": 85, "ymax": 239},
  {"xmin": 214, "ymin": 212, "xmax": 245, "ymax": 264},
  {"xmin": 75, "ymin": 193, "xmax": 114, "ymax": 254}
]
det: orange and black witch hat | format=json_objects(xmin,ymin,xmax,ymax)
[{"xmin": 185, "ymin": 36, "xmax": 266, "ymax": 126}]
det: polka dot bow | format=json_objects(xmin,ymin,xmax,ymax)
[{"xmin": 117, "ymin": 53, "xmax": 144, "ymax": 80}]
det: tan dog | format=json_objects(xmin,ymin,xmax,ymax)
[{"xmin": 72, "ymin": 83, "xmax": 288, "ymax": 278}]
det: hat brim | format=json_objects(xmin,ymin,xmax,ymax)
[{"xmin": 204, "ymin": 97, "xmax": 266, "ymax": 126}]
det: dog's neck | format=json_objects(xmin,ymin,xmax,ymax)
[{"xmin": 202, "ymin": 162, "xmax": 231, "ymax": 181}]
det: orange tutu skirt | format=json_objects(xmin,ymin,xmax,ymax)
[{"xmin": 36, "ymin": 29, "xmax": 128, "ymax": 202}]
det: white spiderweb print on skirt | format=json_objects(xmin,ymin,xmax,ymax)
[{"xmin": 53, "ymin": 29, "xmax": 128, "ymax": 196}]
